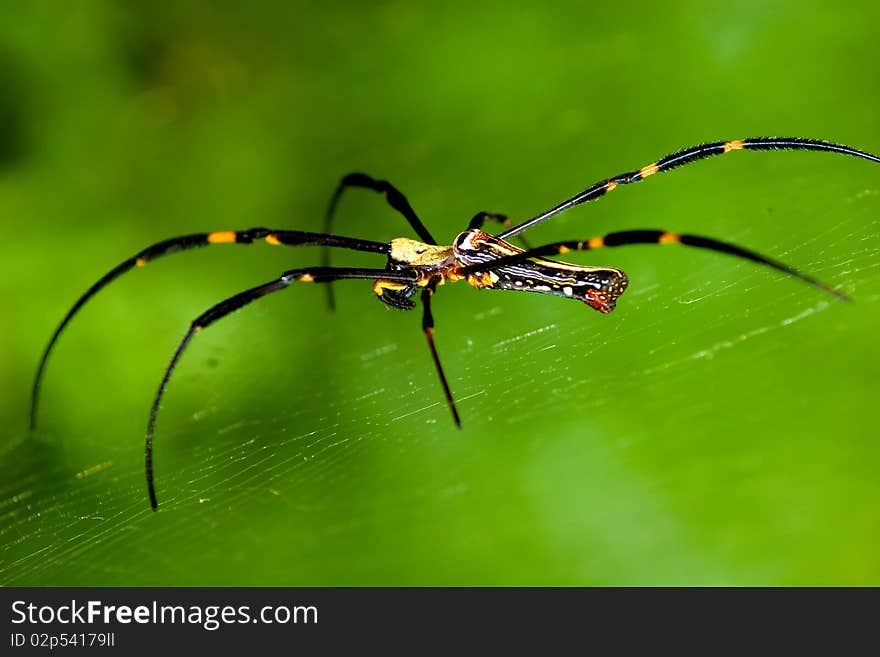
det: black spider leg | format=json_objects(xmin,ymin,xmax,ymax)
[
  {"xmin": 499, "ymin": 137, "xmax": 880, "ymax": 240},
  {"xmin": 321, "ymin": 173, "xmax": 437, "ymax": 310},
  {"xmin": 469, "ymin": 212, "xmax": 532, "ymax": 250},
  {"xmin": 462, "ymin": 229, "xmax": 849, "ymax": 301},
  {"xmin": 146, "ymin": 265, "xmax": 419, "ymax": 510},
  {"xmin": 30, "ymin": 228, "xmax": 388, "ymax": 431},
  {"xmin": 420, "ymin": 283, "xmax": 461, "ymax": 428}
]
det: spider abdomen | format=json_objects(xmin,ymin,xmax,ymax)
[{"xmin": 453, "ymin": 229, "xmax": 628, "ymax": 313}]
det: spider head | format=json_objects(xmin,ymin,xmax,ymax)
[{"xmin": 373, "ymin": 278, "xmax": 418, "ymax": 310}]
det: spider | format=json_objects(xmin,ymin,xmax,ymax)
[{"xmin": 30, "ymin": 137, "xmax": 880, "ymax": 510}]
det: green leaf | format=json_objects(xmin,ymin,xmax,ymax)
[{"xmin": 2, "ymin": 1, "xmax": 879, "ymax": 585}]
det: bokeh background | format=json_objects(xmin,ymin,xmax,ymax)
[{"xmin": 1, "ymin": 1, "xmax": 879, "ymax": 585}]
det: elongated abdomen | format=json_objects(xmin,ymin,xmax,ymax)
[{"xmin": 453, "ymin": 229, "xmax": 628, "ymax": 313}]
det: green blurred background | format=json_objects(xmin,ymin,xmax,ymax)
[{"xmin": 1, "ymin": 1, "xmax": 879, "ymax": 585}]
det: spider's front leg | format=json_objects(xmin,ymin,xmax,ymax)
[
  {"xmin": 145, "ymin": 266, "xmax": 419, "ymax": 510},
  {"xmin": 30, "ymin": 228, "xmax": 388, "ymax": 431}
]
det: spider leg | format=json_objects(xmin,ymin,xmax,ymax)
[
  {"xmin": 146, "ymin": 265, "xmax": 419, "ymax": 510},
  {"xmin": 30, "ymin": 228, "xmax": 387, "ymax": 431},
  {"xmin": 322, "ymin": 173, "xmax": 437, "ymax": 310},
  {"xmin": 420, "ymin": 285, "xmax": 461, "ymax": 428},
  {"xmin": 499, "ymin": 137, "xmax": 880, "ymax": 239},
  {"xmin": 469, "ymin": 212, "xmax": 532, "ymax": 250},
  {"xmin": 463, "ymin": 229, "xmax": 849, "ymax": 301}
]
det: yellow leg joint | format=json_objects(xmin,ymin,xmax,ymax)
[
  {"xmin": 638, "ymin": 162, "xmax": 660, "ymax": 178},
  {"xmin": 207, "ymin": 231, "xmax": 237, "ymax": 244}
]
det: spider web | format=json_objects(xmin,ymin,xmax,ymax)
[{"xmin": 2, "ymin": 181, "xmax": 880, "ymax": 586}]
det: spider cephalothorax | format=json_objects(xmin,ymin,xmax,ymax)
[{"xmin": 373, "ymin": 229, "xmax": 631, "ymax": 312}]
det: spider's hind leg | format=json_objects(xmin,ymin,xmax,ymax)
[
  {"xmin": 469, "ymin": 212, "xmax": 532, "ymax": 249},
  {"xmin": 463, "ymin": 229, "xmax": 850, "ymax": 302}
]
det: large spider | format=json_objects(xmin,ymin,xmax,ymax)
[{"xmin": 30, "ymin": 137, "xmax": 880, "ymax": 509}]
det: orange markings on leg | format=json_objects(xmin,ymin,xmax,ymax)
[
  {"xmin": 207, "ymin": 231, "xmax": 237, "ymax": 244},
  {"xmin": 638, "ymin": 162, "xmax": 660, "ymax": 178}
]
